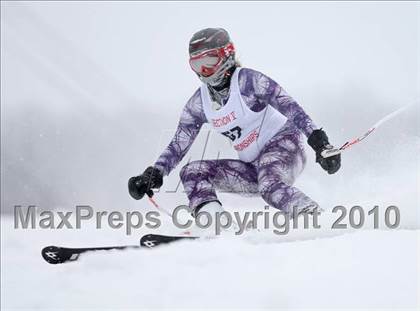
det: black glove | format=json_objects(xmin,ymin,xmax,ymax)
[
  {"xmin": 128, "ymin": 166, "xmax": 163, "ymax": 200},
  {"xmin": 307, "ymin": 129, "xmax": 341, "ymax": 174}
]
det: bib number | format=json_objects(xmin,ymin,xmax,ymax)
[{"xmin": 221, "ymin": 126, "xmax": 242, "ymax": 142}]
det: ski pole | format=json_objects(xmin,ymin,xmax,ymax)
[
  {"xmin": 321, "ymin": 103, "xmax": 414, "ymax": 158},
  {"xmin": 147, "ymin": 194, "xmax": 173, "ymax": 217}
]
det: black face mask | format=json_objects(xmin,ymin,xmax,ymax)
[{"xmin": 207, "ymin": 65, "xmax": 237, "ymax": 105}]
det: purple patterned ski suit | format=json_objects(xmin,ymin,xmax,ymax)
[{"xmin": 154, "ymin": 68, "xmax": 319, "ymax": 213}]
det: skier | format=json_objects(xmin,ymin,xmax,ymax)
[{"xmin": 128, "ymin": 28, "xmax": 341, "ymax": 220}]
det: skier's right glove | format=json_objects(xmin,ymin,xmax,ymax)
[
  {"xmin": 128, "ymin": 166, "xmax": 163, "ymax": 200},
  {"xmin": 307, "ymin": 129, "xmax": 341, "ymax": 174}
]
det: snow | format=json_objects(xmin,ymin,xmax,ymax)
[{"xmin": 1, "ymin": 215, "xmax": 419, "ymax": 310}]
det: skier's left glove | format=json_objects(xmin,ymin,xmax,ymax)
[
  {"xmin": 307, "ymin": 129, "xmax": 341, "ymax": 174},
  {"xmin": 128, "ymin": 166, "xmax": 163, "ymax": 200}
]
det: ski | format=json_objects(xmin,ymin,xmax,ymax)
[
  {"xmin": 140, "ymin": 233, "xmax": 199, "ymax": 248},
  {"xmin": 41, "ymin": 244, "xmax": 140, "ymax": 264},
  {"xmin": 41, "ymin": 234, "xmax": 199, "ymax": 264}
]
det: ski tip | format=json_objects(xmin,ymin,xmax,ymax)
[
  {"xmin": 41, "ymin": 245, "xmax": 78, "ymax": 264},
  {"xmin": 139, "ymin": 234, "xmax": 157, "ymax": 248},
  {"xmin": 42, "ymin": 246, "xmax": 62, "ymax": 264},
  {"xmin": 140, "ymin": 234, "xmax": 199, "ymax": 249}
]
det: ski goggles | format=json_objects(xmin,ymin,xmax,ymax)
[{"xmin": 189, "ymin": 43, "xmax": 235, "ymax": 77}]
